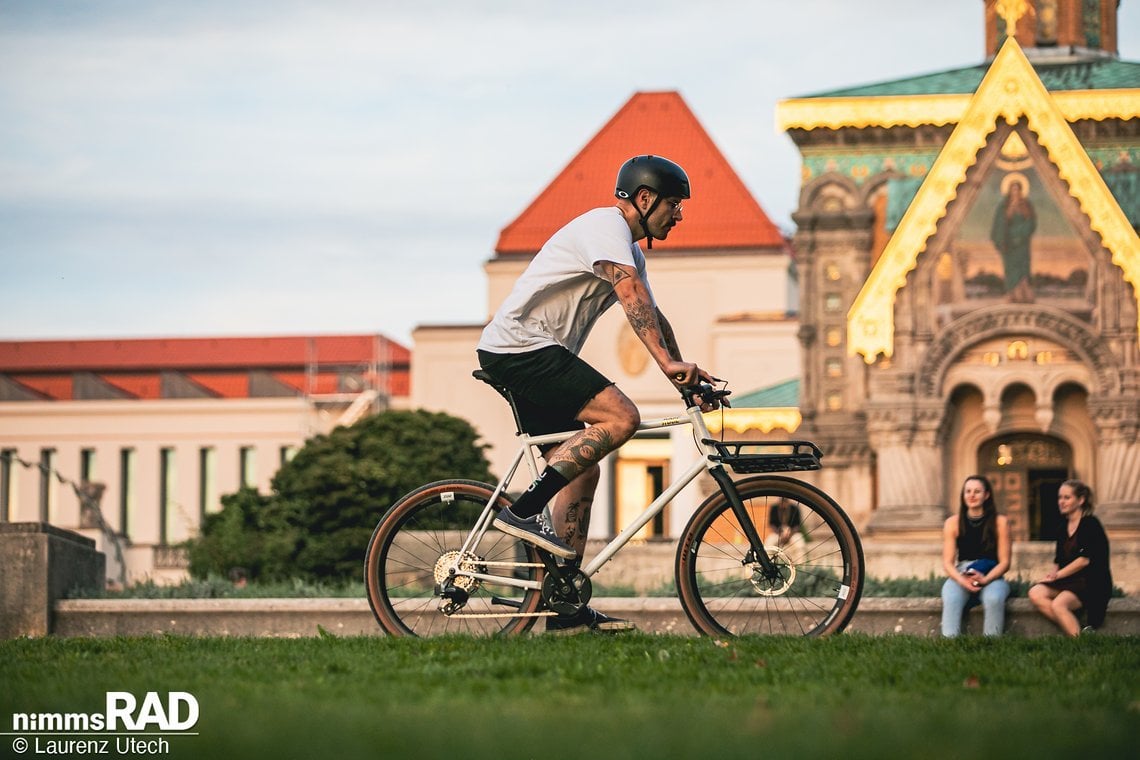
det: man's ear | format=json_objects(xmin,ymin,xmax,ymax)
[{"xmin": 636, "ymin": 187, "xmax": 654, "ymax": 211}]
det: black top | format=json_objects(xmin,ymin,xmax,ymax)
[{"xmin": 956, "ymin": 518, "xmax": 995, "ymax": 562}]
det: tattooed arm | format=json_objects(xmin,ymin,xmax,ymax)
[
  {"xmin": 593, "ymin": 260, "xmax": 703, "ymax": 386},
  {"xmin": 657, "ymin": 309, "xmax": 682, "ymax": 362}
]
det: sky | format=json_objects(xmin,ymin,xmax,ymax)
[{"xmin": 2, "ymin": 1, "xmax": 1138, "ymax": 348}]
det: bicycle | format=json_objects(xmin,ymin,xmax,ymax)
[{"xmin": 364, "ymin": 372, "xmax": 864, "ymax": 637}]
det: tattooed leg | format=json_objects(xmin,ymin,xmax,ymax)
[
  {"xmin": 546, "ymin": 426, "xmax": 617, "ymax": 481},
  {"xmin": 551, "ymin": 464, "xmax": 600, "ymax": 557}
]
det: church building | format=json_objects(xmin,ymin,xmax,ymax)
[{"xmin": 777, "ymin": 0, "xmax": 1139, "ymax": 543}]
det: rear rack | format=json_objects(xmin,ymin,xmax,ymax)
[{"xmin": 705, "ymin": 440, "xmax": 823, "ymax": 474}]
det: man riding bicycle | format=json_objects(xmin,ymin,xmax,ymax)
[{"xmin": 476, "ymin": 155, "xmax": 723, "ymax": 633}]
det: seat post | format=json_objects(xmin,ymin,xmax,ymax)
[{"xmin": 472, "ymin": 370, "xmax": 527, "ymax": 436}]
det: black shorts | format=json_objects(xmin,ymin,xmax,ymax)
[{"xmin": 477, "ymin": 345, "xmax": 613, "ymax": 437}]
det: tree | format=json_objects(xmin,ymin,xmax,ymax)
[{"xmin": 187, "ymin": 409, "xmax": 493, "ymax": 582}]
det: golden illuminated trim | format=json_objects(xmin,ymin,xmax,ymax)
[
  {"xmin": 847, "ymin": 38, "xmax": 1140, "ymax": 362},
  {"xmin": 704, "ymin": 408, "xmax": 801, "ymax": 435},
  {"xmin": 777, "ymin": 94, "xmax": 970, "ymax": 131},
  {"xmin": 775, "ymin": 89, "xmax": 1140, "ymax": 131}
]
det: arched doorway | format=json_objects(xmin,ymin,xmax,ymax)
[{"xmin": 979, "ymin": 434, "xmax": 1071, "ymax": 541}]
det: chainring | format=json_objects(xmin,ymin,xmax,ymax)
[{"xmin": 541, "ymin": 568, "xmax": 592, "ymax": 615}]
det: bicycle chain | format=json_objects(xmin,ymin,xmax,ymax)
[{"xmin": 441, "ymin": 610, "xmax": 558, "ymax": 619}]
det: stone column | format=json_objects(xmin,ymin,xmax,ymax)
[
  {"xmin": 865, "ymin": 402, "xmax": 947, "ymax": 536},
  {"xmin": 1092, "ymin": 399, "xmax": 1140, "ymax": 533}
]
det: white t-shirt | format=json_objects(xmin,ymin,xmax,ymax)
[{"xmin": 478, "ymin": 207, "xmax": 654, "ymax": 355}]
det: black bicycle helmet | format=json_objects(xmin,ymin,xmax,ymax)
[{"xmin": 614, "ymin": 155, "xmax": 690, "ymax": 248}]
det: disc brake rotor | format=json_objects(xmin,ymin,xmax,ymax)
[{"xmin": 749, "ymin": 547, "xmax": 796, "ymax": 597}]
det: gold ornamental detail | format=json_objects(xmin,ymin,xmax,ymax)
[
  {"xmin": 775, "ymin": 89, "xmax": 1140, "ymax": 131},
  {"xmin": 847, "ymin": 38, "xmax": 1140, "ymax": 363},
  {"xmin": 996, "ymin": 0, "xmax": 1029, "ymax": 33}
]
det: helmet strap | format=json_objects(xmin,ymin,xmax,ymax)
[{"xmin": 638, "ymin": 193, "xmax": 663, "ymax": 250}]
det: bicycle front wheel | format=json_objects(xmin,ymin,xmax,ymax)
[
  {"xmin": 364, "ymin": 479, "xmax": 545, "ymax": 637},
  {"xmin": 675, "ymin": 475, "xmax": 864, "ymax": 637}
]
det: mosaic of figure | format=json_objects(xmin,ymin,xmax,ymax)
[
  {"xmin": 932, "ymin": 132, "xmax": 1092, "ymax": 321},
  {"xmin": 990, "ymin": 173, "xmax": 1036, "ymax": 302}
]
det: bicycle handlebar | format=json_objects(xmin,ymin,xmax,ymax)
[{"xmin": 680, "ymin": 381, "xmax": 732, "ymax": 409}]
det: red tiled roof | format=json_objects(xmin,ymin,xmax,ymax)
[
  {"xmin": 101, "ymin": 374, "xmax": 163, "ymax": 400},
  {"xmin": 495, "ymin": 91, "xmax": 785, "ymax": 255},
  {"xmin": 185, "ymin": 373, "xmax": 251, "ymax": 399},
  {"xmin": 0, "ymin": 334, "xmax": 411, "ymax": 400},
  {"xmin": 269, "ymin": 372, "xmax": 350, "ymax": 396},
  {"xmin": 8, "ymin": 374, "xmax": 71, "ymax": 401},
  {"xmin": 0, "ymin": 334, "xmax": 409, "ymax": 371}
]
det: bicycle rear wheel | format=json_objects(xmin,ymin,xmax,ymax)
[
  {"xmin": 675, "ymin": 475, "xmax": 863, "ymax": 637},
  {"xmin": 364, "ymin": 479, "xmax": 545, "ymax": 637}
]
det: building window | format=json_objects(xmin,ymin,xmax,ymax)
[
  {"xmin": 199, "ymin": 447, "xmax": 216, "ymax": 520},
  {"xmin": 826, "ymin": 358, "xmax": 843, "ymax": 378},
  {"xmin": 160, "ymin": 448, "xmax": 176, "ymax": 546},
  {"xmin": 80, "ymin": 448, "xmax": 97, "ymax": 483},
  {"xmin": 825, "ymin": 328, "xmax": 842, "ymax": 348},
  {"xmin": 280, "ymin": 446, "xmax": 298, "ymax": 465},
  {"xmin": 1, "ymin": 449, "xmax": 14, "ymax": 522},
  {"xmin": 825, "ymin": 263, "xmax": 841, "ymax": 282},
  {"xmin": 39, "ymin": 448, "xmax": 56, "ymax": 522},
  {"xmin": 826, "ymin": 393, "xmax": 843, "ymax": 412},
  {"xmin": 240, "ymin": 447, "xmax": 257, "ymax": 489},
  {"xmin": 119, "ymin": 448, "xmax": 135, "ymax": 539},
  {"xmin": 825, "ymin": 293, "xmax": 842, "ymax": 313}
]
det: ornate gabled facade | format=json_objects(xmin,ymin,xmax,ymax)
[{"xmin": 777, "ymin": 0, "xmax": 1140, "ymax": 541}]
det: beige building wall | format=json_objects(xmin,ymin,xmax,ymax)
[{"xmin": 0, "ymin": 397, "xmax": 359, "ymax": 585}]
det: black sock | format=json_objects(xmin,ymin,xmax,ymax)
[{"xmin": 508, "ymin": 468, "xmax": 570, "ymax": 519}]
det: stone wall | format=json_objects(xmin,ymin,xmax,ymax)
[{"xmin": 0, "ymin": 522, "xmax": 105, "ymax": 638}]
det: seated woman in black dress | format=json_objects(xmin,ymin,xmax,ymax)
[{"xmin": 1028, "ymin": 479, "xmax": 1113, "ymax": 636}]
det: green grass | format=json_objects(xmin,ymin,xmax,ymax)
[
  {"xmin": 2, "ymin": 635, "xmax": 1137, "ymax": 759},
  {"xmin": 75, "ymin": 574, "xmax": 1128, "ymax": 600}
]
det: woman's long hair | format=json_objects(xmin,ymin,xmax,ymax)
[{"xmin": 958, "ymin": 474, "xmax": 998, "ymax": 554}]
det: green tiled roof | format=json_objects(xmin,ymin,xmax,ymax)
[
  {"xmin": 731, "ymin": 378, "xmax": 800, "ymax": 408},
  {"xmin": 800, "ymin": 57, "xmax": 1140, "ymax": 98}
]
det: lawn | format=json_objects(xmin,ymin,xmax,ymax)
[{"xmin": 2, "ymin": 634, "xmax": 1138, "ymax": 759}]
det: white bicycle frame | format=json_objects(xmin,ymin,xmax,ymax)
[{"xmin": 446, "ymin": 398, "xmax": 724, "ymax": 591}]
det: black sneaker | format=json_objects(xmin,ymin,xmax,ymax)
[
  {"xmin": 493, "ymin": 508, "xmax": 576, "ymax": 559},
  {"xmin": 546, "ymin": 606, "xmax": 637, "ymax": 635}
]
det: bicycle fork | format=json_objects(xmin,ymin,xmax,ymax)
[{"xmin": 708, "ymin": 465, "xmax": 782, "ymax": 579}]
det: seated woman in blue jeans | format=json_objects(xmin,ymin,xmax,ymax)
[{"xmin": 941, "ymin": 475, "xmax": 1012, "ymax": 637}]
